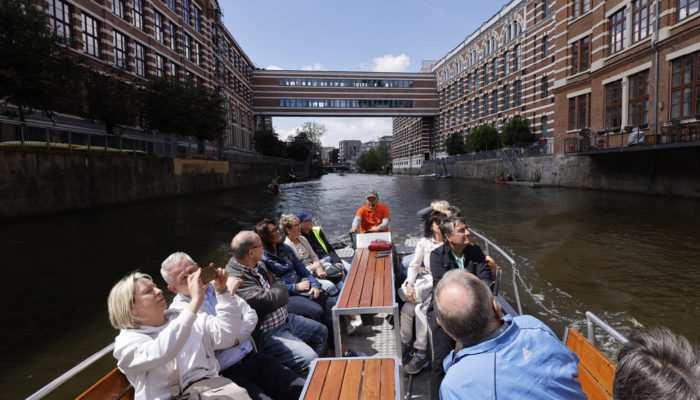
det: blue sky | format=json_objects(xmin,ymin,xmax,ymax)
[{"xmin": 220, "ymin": 0, "xmax": 510, "ymax": 146}]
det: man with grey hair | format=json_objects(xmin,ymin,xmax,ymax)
[
  {"xmin": 162, "ymin": 251, "xmax": 304, "ymax": 400},
  {"xmin": 225, "ymin": 231, "xmax": 327, "ymax": 378},
  {"xmin": 434, "ymin": 269, "xmax": 586, "ymax": 400},
  {"xmin": 613, "ymin": 327, "xmax": 700, "ymax": 400}
]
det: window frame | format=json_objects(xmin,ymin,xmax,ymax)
[
  {"xmin": 135, "ymin": 42, "xmax": 146, "ymax": 77},
  {"xmin": 568, "ymin": 94, "xmax": 590, "ymax": 130},
  {"xmin": 632, "ymin": 0, "xmax": 654, "ymax": 43},
  {"xmin": 113, "ymin": 30, "xmax": 128, "ymax": 69},
  {"xmin": 677, "ymin": 0, "xmax": 699, "ymax": 20},
  {"xmin": 609, "ymin": 8, "xmax": 627, "ymax": 55},
  {"xmin": 670, "ymin": 52, "xmax": 700, "ymax": 119},
  {"xmin": 154, "ymin": 11, "xmax": 164, "ymax": 43},
  {"xmin": 82, "ymin": 14, "xmax": 100, "ymax": 57},
  {"xmin": 628, "ymin": 70, "xmax": 649, "ymax": 125},
  {"xmin": 605, "ymin": 80, "xmax": 623, "ymax": 129}
]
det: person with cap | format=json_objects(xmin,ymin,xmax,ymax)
[
  {"xmin": 297, "ymin": 212, "xmax": 350, "ymax": 273},
  {"xmin": 349, "ymin": 190, "xmax": 390, "ymax": 233}
]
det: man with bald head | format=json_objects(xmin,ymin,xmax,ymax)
[
  {"xmin": 434, "ymin": 270, "xmax": 586, "ymax": 400},
  {"xmin": 225, "ymin": 231, "xmax": 327, "ymax": 378}
]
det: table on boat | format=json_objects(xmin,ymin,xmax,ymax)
[
  {"xmin": 331, "ymin": 247, "xmax": 400, "ymax": 357},
  {"xmin": 300, "ymin": 356, "xmax": 401, "ymax": 400}
]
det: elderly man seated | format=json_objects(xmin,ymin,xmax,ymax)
[
  {"xmin": 161, "ymin": 252, "xmax": 304, "ymax": 400},
  {"xmin": 225, "ymin": 231, "xmax": 328, "ymax": 377},
  {"xmin": 434, "ymin": 270, "xmax": 586, "ymax": 400},
  {"xmin": 108, "ymin": 271, "xmax": 251, "ymax": 400}
]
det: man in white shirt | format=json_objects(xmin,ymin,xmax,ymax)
[{"xmin": 162, "ymin": 252, "xmax": 304, "ymax": 400}]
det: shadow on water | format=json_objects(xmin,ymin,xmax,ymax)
[{"xmin": 3, "ymin": 173, "xmax": 699, "ymax": 398}]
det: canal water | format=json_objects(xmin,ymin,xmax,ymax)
[{"xmin": 2, "ymin": 173, "xmax": 699, "ymax": 399}]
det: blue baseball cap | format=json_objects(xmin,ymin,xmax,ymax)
[{"xmin": 296, "ymin": 212, "xmax": 313, "ymax": 222}]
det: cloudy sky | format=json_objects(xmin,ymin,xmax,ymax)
[{"xmin": 220, "ymin": 0, "xmax": 510, "ymax": 147}]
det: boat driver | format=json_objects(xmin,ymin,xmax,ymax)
[{"xmin": 349, "ymin": 190, "xmax": 390, "ymax": 233}]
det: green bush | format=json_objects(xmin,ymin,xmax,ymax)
[
  {"xmin": 466, "ymin": 125, "xmax": 500, "ymax": 152},
  {"xmin": 445, "ymin": 132, "xmax": 466, "ymax": 155},
  {"xmin": 500, "ymin": 116, "xmax": 536, "ymax": 146}
]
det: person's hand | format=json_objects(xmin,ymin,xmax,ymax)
[
  {"xmin": 297, "ymin": 280, "xmax": 311, "ymax": 292},
  {"xmin": 211, "ymin": 264, "xmax": 229, "ymax": 293},
  {"xmin": 369, "ymin": 226, "xmax": 380, "ymax": 232},
  {"xmin": 187, "ymin": 269, "xmax": 207, "ymax": 313},
  {"xmin": 418, "ymin": 267, "xmax": 425, "ymax": 275},
  {"xmin": 315, "ymin": 267, "xmax": 327, "ymax": 279},
  {"xmin": 309, "ymin": 287, "xmax": 320, "ymax": 299},
  {"xmin": 349, "ymin": 226, "xmax": 358, "ymax": 233},
  {"xmin": 405, "ymin": 283, "xmax": 417, "ymax": 303},
  {"xmin": 226, "ymin": 276, "xmax": 244, "ymax": 295}
]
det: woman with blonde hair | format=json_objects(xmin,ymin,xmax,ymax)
[{"xmin": 108, "ymin": 270, "xmax": 250, "ymax": 400}]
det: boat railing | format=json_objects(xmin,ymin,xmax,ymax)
[
  {"xmin": 469, "ymin": 228, "xmax": 523, "ymax": 315},
  {"xmin": 585, "ymin": 311, "xmax": 629, "ymax": 346},
  {"xmin": 26, "ymin": 343, "xmax": 115, "ymax": 400}
]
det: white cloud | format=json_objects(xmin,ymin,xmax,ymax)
[
  {"xmin": 372, "ymin": 54, "xmax": 410, "ymax": 72},
  {"xmin": 301, "ymin": 63, "xmax": 325, "ymax": 71},
  {"xmin": 273, "ymin": 117, "xmax": 393, "ymax": 147},
  {"xmin": 265, "ymin": 65, "xmax": 283, "ymax": 70}
]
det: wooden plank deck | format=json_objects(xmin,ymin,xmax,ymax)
[{"xmin": 301, "ymin": 357, "xmax": 400, "ymax": 400}]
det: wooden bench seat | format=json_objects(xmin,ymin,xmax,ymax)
[
  {"xmin": 76, "ymin": 367, "xmax": 133, "ymax": 400},
  {"xmin": 332, "ymin": 248, "xmax": 400, "ymax": 357},
  {"xmin": 564, "ymin": 328, "xmax": 616, "ymax": 400},
  {"xmin": 301, "ymin": 357, "xmax": 400, "ymax": 400}
]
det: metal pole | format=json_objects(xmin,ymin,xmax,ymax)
[
  {"xmin": 46, "ymin": 128, "xmax": 50, "ymax": 150},
  {"xmin": 20, "ymin": 125, "xmax": 25, "ymax": 149},
  {"xmin": 68, "ymin": 131, "xmax": 72, "ymax": 152},
  {"xmin": 587, "ymin": 318, "xmax": 595, "ymax": 345}
]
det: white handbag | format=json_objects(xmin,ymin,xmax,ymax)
[{"xmin": 399, "ymin": 272, "xmax": 433, "ymax": 304}]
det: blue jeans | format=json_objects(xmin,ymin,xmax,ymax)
[{"xmin": 262, "ymin": 313, "xmax": 327, "ymax": 377}]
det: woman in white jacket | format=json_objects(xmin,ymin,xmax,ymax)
[{"xmin": 107, "ymin": 270, "xmax": 249, "ymax": 400}]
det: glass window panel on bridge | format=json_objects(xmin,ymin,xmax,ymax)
[
  {"xmin": 278, "ymin": 78, "xmax": 414, "ymax": 88},
  {"xmin": 279, "ymin": 99, "xmax": 413, "ymax": 108}
]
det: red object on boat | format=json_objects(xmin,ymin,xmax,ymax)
[{"xmin": 495, "ymin": 177, "xmax": 508, "ymax": 184}]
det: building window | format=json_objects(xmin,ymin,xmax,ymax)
[
  {"xmin": 678, "ymin": 0, "xmax": 699, "ymax": 20},
  {"xmin": 504, "ymin": 51, "xmax": 510, "ymax": 75},
  {"xmin": 542, "ymin": 36, "xmax": 549, "ymax": 58},
  {"xmin": 491, "ymin": 58, "xmax": 497, "ymax": 82},
  {"xmin": 492, "ymin": 90, "xmax": 498, "ymax": 113},
  {"xmin": 670, "ymin": 52, "xmax": 700, "ymax": 119},
  {"xmin": 169, "ymin": 22, "xmax": 177, "ymax": 51},
  {"xmin": 193, "ymin": 6, "xmax": 201, "ymax": 31},
  {"xmin": 573, "ymin": 0, "xmax": 591, "ymax": 17},
  {"xmin": 113, "ymin": 30, "xmax": 128, "ymax": 68},
  {"xmin": 632, "ymin": 0, "xmax": 655, "ymax": 42},
  {"xmin": 484, "ymin": 94, "xmax": 490, "ymax": 115},
  {"xmin": 571, "ymin": 37, "xmax": 590, "ymax": 74},
  {"xmin": 459, "ymin": 78, "xmax": 464, "ymax": 98},
  {"xmin": 135, "ymin": 42, "xmax": 146, "ymax": 77},
  {"xmin": 156, "ymin": 54, "xmax": 165, "ymax": 77},
  {"xmin": 514, "ymin": 44, "xmax": 521, "ymax": 71},
  {"xmin": 48, "ymin": 0, "xmax": 71, "ymax": 40},
  {"xmin": 541, "ymin": 116, "xmax": 548, "ymax": 137},
  {"xmin": 475, "ymin": 98, "xmax": 480, "ymax": 118},
  {"xmin": 541, "ymin": 76, "xmax": 549, "ymax": 98},
  {"xmin": 475, "ymin": 69, "xmax": 480, "ymax": 90},
  {"xmin": 169, "ymin": 62, "xmax": 178, "ymax": 79},
  {"xmin": 154, "ymin": 12, "xmax": 164, "ymax": 43},
  {"xmin": 605, "ymin": 81, "xmax": 622, "ymax": 128},
  {"xmin": 193, "ymin": 41, "xmax": 200, "ymax": 65},
  {"xmin": 514, "ymin": 80, "xmax": 522, "ymax": 106},
  {"xmin": 112, "ymin": 0, "xmax": 125, "ymax": 18},
  {"xmin": 568, "ymin": 94, "xmax": 589, "ymax": 130},
  {"xmin": 628, "ymin": 70, "xmax": 649, "ymax": 125},
  {"xmin": 484, "ymin": 64, "xmax": 489, "ymax": 85},
  {"xmin": 184, "ymin": 34, "xmax": 191, "ymax": 60},
  {"xmin": 182, "ymin": 0, "xmax": 190, "ymax": 23},
  {"xmin": 543, "ymin": 0, "xmax": 549, "ymax": 18},
  {"xmin": 167, "ymin": 0, "xmax": 175, "ymax": 11},
  {"xmin": 609, "ymin": 8, "xmax": 626, "ymax": 55},
  {"xmin": 504, "ymin": 84, "xmax": 511, "ymax": 109},
  {"xmin": 82, "ymin": 14, "xmax": 100, "ymax": 57},
  {"xmin": 132, "ymin": 0, "xmax": 143, "ymax": 30},
  {"xmin": 467, "ymin": 73, "xmax": 472, "ymax": 92}
]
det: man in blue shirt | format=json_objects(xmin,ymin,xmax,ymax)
[{"xmin": 434, "ymin": 270, "xmax": 586, "ymax": 400}]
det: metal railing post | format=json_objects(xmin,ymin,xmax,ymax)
[
  {"xmin": 68, "ymin": 131, "xmax": 72, "ymax": 152},
  {"xmin": 46, "ymin": 128, "xmax": 50, "ymax": 150},
  {"xmin": 20, "ymin": 125, "xmax": 25, "ymax": 149},
  {"xmin": 587, "ymin": 318, "xmax": 595, "ymax": 345}
]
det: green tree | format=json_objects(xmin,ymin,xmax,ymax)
[
  {"xmin": 0, "ymin": 0, "xmax": 81, "ymax": 121},
  {"xmin": 356, "ymin": 144, "xmax": 390, "ymax": 173},
  {"xmin": 466, "ymin": 125, "xmax": 500, "ymax": 152},
  {"xmin": 500, "ymin": 116, "xmax": 536, "ymax": 146},
  {"xmin": 295, "ymin": 121, "xmax": 325, "ymax": 154},
  {"xmin": 286, "ymin": 141, "xmax": 310, "ymax": 161},
  {"xmin": 445, "ymin": 132, "xmax": 466, "ymax": 155},
  {"xmin": 253, "ymin": 128, "xmax": 287, "ymax": 157},
  {"xmin": 82, "ymin": 69, "xmax": 141, "ymax": 134}
]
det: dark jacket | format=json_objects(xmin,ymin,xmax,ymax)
[
  {"xmin": 261, "ymin": 243, "xmax": 321, "ymax": 294},
  {"xmin": 301, "ymin": 228, "xmax": 342, "ymax": 265},
  {"xmin": 430, "ymin": 243, "xmax": 494, "ymax": 291}
]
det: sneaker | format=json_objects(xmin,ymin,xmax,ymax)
[
  {"xmin": 343, "ymin": 349, "xmax": 367, "ymax": 357},
  {"xmin": 403, "ymin": 353, "xmax": 429, "ymax": 375},
  {"xmin": 401, "ymin": 344, "xmax": 413, "ymax": 364},
  {"xmin": 346, "ymin": 315, "xmax": 363, "ymax": 335}
]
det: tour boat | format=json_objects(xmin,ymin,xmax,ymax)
[{"xmin": 28, "ymin": 228, "xmax": 624, "ymax": 400}]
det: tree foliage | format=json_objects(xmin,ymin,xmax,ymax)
[
  {"xmin": 500, "ymin": 116, "xmax": 535, "ymax": 146},
  {"xmin": 445, "ymin": 132, "xmax": 466, "ymax": 155},
  {"xmin": 143, "ymin": 78, "xmax": 225, "ymax": 140},
  {"xmin": 295, "ymin": 121, "xmax": 325, "ymax": 154},
  {"xmin": 287, "ymin": 141, "xmax": 310, "ymax": 161},
  {"xmin": 82, "ymin": 69, "xmax": 141, "ymax": 134},
  {"xmin": 0, "ymin": 0, "xmax": 81, "ymax": 121},
  {"xmin": 356, "ymin": 143, "xmax": 390, "ymax": 173},
  {"xmin": 253, "ymin": 128, "xmax": 287, "ymax": 157},
  {"xmin": 466, "ymin": 125, "xmax": 500, "ymax": 152}
]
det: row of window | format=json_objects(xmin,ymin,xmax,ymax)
[
  {"xmin": 278, "ymin": 99, "xmax": 414, "ymax": 109},
  {"xmin": 439, "ymin": 115, "xmax": 550, "ymax": 139},
  {"xmin": 439, "ymin": 81, "xmax": 523, "ymax": 128},
  {"xmin": 607, "ymin": 1, "xmax": 656, "ymax": 56},
  {"xmin": 278, "ymin": 78, "xmax": 415, "ymax": 88}
]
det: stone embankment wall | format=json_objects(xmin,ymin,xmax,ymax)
[
  {"xmin": 417, "ymin": 147, "xmax": 700, "ymax": 197},
  {"xmin": 0, "ymin": 150, "xmax": 316, "ymax": 220}
]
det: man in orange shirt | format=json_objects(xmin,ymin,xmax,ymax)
[{"xmin": 349, "ymin": 190, "xmax": 390, "ymax": 233}]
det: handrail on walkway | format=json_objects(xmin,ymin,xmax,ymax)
[
  {"xmin": 26, "ymin": 343, "xmax": 115, "ymax": 400},
  {"xmin": 585, "ymin": 311, "xmax": 629, "ymax": 346}
]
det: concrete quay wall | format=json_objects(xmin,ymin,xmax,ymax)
[
  {"xmin": 0, "ymin": 150, "xmax": 314, "ymax": 220},
  {"xmin": 416, "ymin": 147, "xmax": 700, "ymax": 197}
]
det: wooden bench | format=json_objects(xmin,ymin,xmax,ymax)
[
  {"xmin": 76, "ymin": 367, "xmax": 134, "ymax": 400},
  {"xmin": 564, "ymin": 328, "xmax": 616, "ymax": 400},
  {"xmin": 300, "ymin": 357, "xmax": 401, "ymax": 400},
  {"xmin": 332, "ymin": 247, "xmax": 400, "ymax": 357}
]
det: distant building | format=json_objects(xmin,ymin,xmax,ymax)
[
  {"xmin": 338, "ymin": 140, "xmax": 362, "ymax": 162},
  {"xmin": 321, "ymin": 146, "xmax": 338, "ymax": 165}
]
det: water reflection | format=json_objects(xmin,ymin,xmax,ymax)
[{"xmin": 2, "ymin": 173, "xmax": 699, "ymax": 398}]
